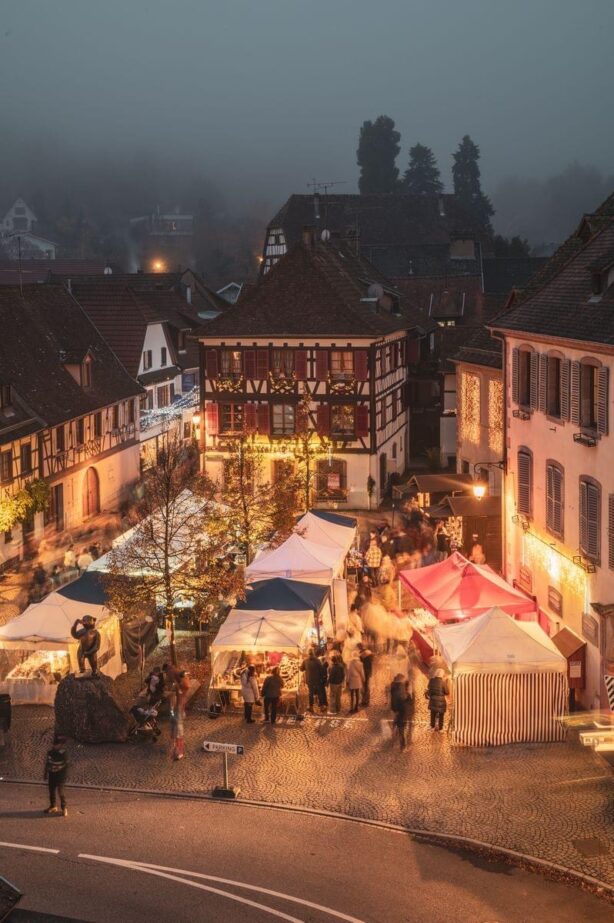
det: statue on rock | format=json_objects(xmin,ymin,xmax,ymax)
[
  {"xmin": 55, "ymin": 673, "xmax": 131, "ymax": 743},
  {"xmin": 71, "ymin": 615, "xmax": 100, "ymax": 676}
]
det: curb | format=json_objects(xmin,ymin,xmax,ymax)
[{"xmin": 2, "ymin": 777, "xmax": 613, "ymax": 900}]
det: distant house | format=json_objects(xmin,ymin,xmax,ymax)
[
  {"xmin": 0, "ymin": 259, "xmax": 110, "ymax": 286},
  {"xmin": 196, "ymin": 231, "xmax": 429, "ymax": 508},
  {"xmin": 0, "ymin": 197, "xmax": 57, "ymax": 259},
  {"xmin": 68, "ymin": 271, "xmax": 225, "ymax": 470},
  {"xmin": 129, "ymin": 208, "xmax": 195, "ymax": 272},
  {"xmin": 216, "ymin": 282, "xmax": 243, "ymax": 305},
  {"xmin": 0, "ymin": 285, "xmax": 142, "ymax": 568}
]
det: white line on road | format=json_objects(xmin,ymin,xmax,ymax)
[
  {"xmin": 79, "ymin": 853, "xmax": 368, "ymax": 923},
  {"xmin": 0, "ymin": 841, "xmax": 59, "ymax": 855}
]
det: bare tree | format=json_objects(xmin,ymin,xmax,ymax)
[
  {"xmin": 104, "ymin": 432, "xmax": 243, "ymax": 664},
  {"xmin": 292, "ymin": 393, "xmax": 330, "ymax": 512}
]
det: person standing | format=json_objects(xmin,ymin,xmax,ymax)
[
  {"xmin": 240, "ymin": 665, "xmax": 260, "ymax": 723},
  {"xmin": 317, "ymin": 654, "xmax": 329, "ymax": 713},
  {"xmin": 365, "ymin": 537, "xmax": 382, "ymax": 584},
  {"xmin": 169, "ymin": 688, "xmax": 185, "ymax": 760},
  {"xmin": 77, "ymin": 547, "xmax": 93, "ymax": 573},
  {"xmin": 327, "ymin": 654, "xmax": 345, "ymax": 714},
  {"xmin": 300, "ymin": 649, "xmax": 322, "ymax": 714},
  {"xmin": 346, "ymin": 650, "xmax": 365, "ymax": 714},
  {"xmin": 261, "ymin": 667, "xmax": 284, "ymax": 724},
  {"xmin": 390, "ymin": 676, "xmax": 414, "ymax": 751},
  {"xmin": 426, "ymin": 669, "xmax": 450, "ymax": 731},
  {"xmin": 468, "ymin": 534, "xmax": 486, "ymax": 565},
  {"xmin": 63, "ymin": 544, "xmax": 76, "ymax": 570},
  {"xmin": 358, "ymin": 644, "xmax": 374, "ymax": 707},
  {"xmin": 43, "ymin": 736, "xmax": 68, "ymax": 816}
]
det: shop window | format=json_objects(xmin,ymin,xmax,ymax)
[
  {"xmin": 331, "ymin": 405, "xmax": 355, "ymax": 437},
  {"xmin": 220, "ymin": 349, "xmax": 242, "ymax": 379},
  {"xmin": 330, "ymin": 351, "xmax": 354, "ymax": 381},
  {"xmin": 271, "ymin": 404, "xmax": 295, "ymax": 435},
  {"xmin": 219, "ymin": 403, "xmax": 244, "ymax": 434},
  {"xmin": 316, "ymin": 458, "xmax": 347, "ymax": 501},
  {"xmin": 517, "ymin": 448, "xmax": 532, "ymax": 516},
  {"xmin": 271, "ymin": 349, "xmax": 294, "ymax": 378},
  {"xmin": 546, "ymin": 462, "xmax": 564, "ymax": 537},
  {"xmin": 579, "ymin": 477, "xmax": 600, "ymax": 563}
]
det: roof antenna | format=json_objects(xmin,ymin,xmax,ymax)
[{"xmin": 306, "ymin": 179, "xmax": 346, "ymax": 227}]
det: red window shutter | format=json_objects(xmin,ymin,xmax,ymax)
[
  {"xmin": 315, "ymin": 350, "xmax": 329, "ymax": 380},
  {"xmin": 206, "ymin": 349, "xmax": 218, "ymax": 378},
  {"xmin": 295, "ymin": 349, "xmax": 308, "ymax": 380},
  {"xmin": 355, "ymin": 350, "xmax": 369, "ymax": 381},
  {"xmin": 316, "ymin": 404, "xmax": 330, "ymax": 435},
  {"xmin": 257, "ymin": 403, "xmax": 270, "ymax": 434},
  {"xmin": 244, "ymin": 350, "xmax": 256, "ymax": 379},
  {"xmin": 256, "ymin": 349, "xmax": 269, "ymax": 379},
  {"xmin": 244, "ymin": 403, "xmax": 257, "ymax": 433},
  {"xmin": 355, "ymin": 404, "xmax": 369, "ymax": 437},
  {"xmin": 206, "ymin": 402, "xmax": 218, "ymax": 436}
]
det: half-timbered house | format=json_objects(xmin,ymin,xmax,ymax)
[
  {"xmin": 197, "ymin": 232, "xmax": 423, "ymax": 508},
  {"xmin": 0, "ymin": 285, "xmax": 142, "ymax": 568}
]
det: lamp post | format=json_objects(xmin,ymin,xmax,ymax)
[{"xmin": 471, "ymin": 460, "xmax": 505, "ymax": 499}]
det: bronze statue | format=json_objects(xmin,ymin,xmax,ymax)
[{"xmin": 71, "ymin": 615, "xmax": 101, "ymax": 675}]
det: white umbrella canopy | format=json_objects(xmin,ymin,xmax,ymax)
[
  {"xmin": 211, "ymin": 609, "xmax": 313, "ymax": 653},
  {"xmin": 295, "ymin": 511, "xmax": 356, "ymax": 554},
  {"xmin": 0, "ymin": 592, "xmax": 107, "ymax": 649},
  {"xmin": 245, "ymin": 533, "xmax": 344, "ymax": 585}
]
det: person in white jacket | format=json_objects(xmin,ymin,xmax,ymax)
[{"xmin": 240, "ymin": 665, "xmax": 260, "ymax": 723}]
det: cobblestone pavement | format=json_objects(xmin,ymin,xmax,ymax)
[{"xmin": 1, "ymin": 655, "xmax": 613, "ymax": 887}]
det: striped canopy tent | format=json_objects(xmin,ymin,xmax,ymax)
[
  {"xmin": 399, "ymin": 552, "xmax": 536, "ymax": 621},
  {"xmin": 434, "ymin": 607, "xmax": 568, "ymax": 746}
]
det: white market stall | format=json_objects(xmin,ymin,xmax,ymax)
[
  {"xmin": 209, "ymin": 607, "xmax": 313, "ymax": 707},
  {"xmin": 245, "ymin": 533, "xmax": 345, "ymax": 586},
  {"xmin": 434, "ymin": 607, "xmax": 568, "ymax": 746},
  {"xmin": 295, "ymin": 510, "xmax": 357, "ymax": 555},
  {"xmin": 0, "ymin": 591, "xmax": 123, "ymax": 705}
]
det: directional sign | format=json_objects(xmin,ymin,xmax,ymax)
[{"xmin": 202, "ymin": 741, "xmax": 244, "ymax": 755}]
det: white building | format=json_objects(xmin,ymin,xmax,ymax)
[
  {"xmin": 0, "ymin": 285, "xmax": 142, "ymax": 568},
  {"xmin": 1, "ymin": 197, "xmax": 57, "ymax": 258},
  {"xmin": 197, "ymin": 233, "xmax": 420, "ymax": 508},
  {"xmin": 492, "ymin": 192, "xmax": 614, "ymax": 708}
]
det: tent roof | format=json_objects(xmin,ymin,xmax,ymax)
[
  {"xmin": 236, "ymin": 578, "xmax": 329, "ymax": 613},
  {"xmin": 57, "ymin": 572, "xmax": 109, "ymax": 606},
  {"xmin": 309, "ymin": 509, "xmax": 357, "ymax": 528},
  {"xmin": 211, "ymin": 609, "xmax": 312, "ymax": 652},
  {"xmin": 0, "ymin": 591, "xmax": 109, "ymax": 646},
  {"xmin": 400, "ymin": 552, "xmax": 535, "ymax": 620},
  {"xmin": 296, "ymin": 511, "xmax": 355, "ymax": 553},
  {"xmin": 245, "ymin": 533, "xmax": 343, "ymax": 583},
  {"xmin": 434, "ymin": 607, "xmax": 566, "ymax": 674}
]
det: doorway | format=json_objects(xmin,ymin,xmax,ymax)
[
  {"xmin": 379, "ymin": 453, "xmax": 387, "ymax": 498},
  {"xmin": 83, "ymin": 467, "xmax": 100, "ymax": 518}
]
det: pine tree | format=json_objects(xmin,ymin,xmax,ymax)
[
  {"xmin": 356, "ymin": 115, "xmax": 401, "ymax": 194},
  {"xmin": 402, "ymin": 143, "xmax": 443, "ymax": 195},
  {"xmin": 452, "ymin": 135, "xmax": 494, "ymax": 233}
]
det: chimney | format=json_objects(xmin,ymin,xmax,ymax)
[
  {"xmin": 185, "ymin": 284, "xmax": 192, "ymax": 304},
  {"xmin": 438, "ymin": 196, "xmax": 445, "ymax": 217},
  {"xmin": 302, "ymin": 226, "xmax": 315, "ymax": 249},
  {"xmin": 313, "ymin": 193, "xmax": 321, "ymax": 221}
]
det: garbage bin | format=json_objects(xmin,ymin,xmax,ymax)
[{"xmin": 0, "ymin": 693, "xmax": 11, "ymax": 733}]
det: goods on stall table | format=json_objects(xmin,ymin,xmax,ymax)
[
  {"xmin": 408, "ymin": 608, "xmax": 439, "ymax": 633},
  {"xmin": 5, "ymin": 650, "xmax": 70, "ymax": 684},
  {"xmin": 211, "ymin": 651, "xmax": 301, "ymax": 692}
]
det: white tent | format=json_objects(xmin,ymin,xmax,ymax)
[
  {"xmin": 434, "ymin": 607, "xmax": 567, "ymax": 745},
  {"xmin": 211, "ymin": 609, "xmax": 313, "ymax": 654},
  {"xmin": 245, "ymin": 533, "xmax": 344, "ymax": 585},
  {"xmin": 0, "ymin": 592, "xmax": 123, "ymax": 705},
  {"xmin": 295, "ymin": 511, "xmax": 356, "ymax": 555}
]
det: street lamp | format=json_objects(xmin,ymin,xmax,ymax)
[{"xmin": 471, "ymin": 460, "xmax": 504, "ymax": 500}]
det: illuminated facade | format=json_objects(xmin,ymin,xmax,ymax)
[{"xmin": 492, "ymin": 193, "xmax": 614, "ymax": 708}]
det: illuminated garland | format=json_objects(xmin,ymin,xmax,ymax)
[{"xmin": 140, "ymin": 386, "xmax": 199, "ymax": 433}]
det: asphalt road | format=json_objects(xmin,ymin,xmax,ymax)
[{"xmin": 0, "ymin": 784, "xmax": 610, "ymax": 923}]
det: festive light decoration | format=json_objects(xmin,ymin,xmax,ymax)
[
  {"xmin": 140, "ymin": 386, "xmax": 199, "ymax": 433},
  {"xmin": 459, "ymin": 371, "xmax": 481, "ymax": 446},
  {"xmin": 488, "ymin": 378, "xmax": 504, "ymax": 455},
  {"xmin": 521, "ymin": 529, "xmax": 588, "ymax": 602}
]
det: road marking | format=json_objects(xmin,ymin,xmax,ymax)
[
  {"xmin": 79, "ymin": 853, "xmax": 367, "ymax": 922},
  {"xmin": 0, "ymin": 841, "xmax": 59, "ymax": 855}
]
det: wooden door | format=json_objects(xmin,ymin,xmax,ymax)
[{"xmin": 83, "ymin": 467, "xmax": 100, "ymax": 518}]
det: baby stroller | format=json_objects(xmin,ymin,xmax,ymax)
[{"xmin": 129, "ymin": 701, "xmax": 161, "ymax": 741}]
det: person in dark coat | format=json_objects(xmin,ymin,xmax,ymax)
[
  {"xmin": 300, "ymin": 650, "xmax": 322, "ymax": 713},
  {"xmin": 327, "ymin": 655, "xmax": 345, "ymax": 714},
  {"xmin": 261, "ymin": 667, "xmax": 284, "ymax": 724},
  {"xmin": 43, "ymin": 736, "xmax": 68, "ymax": 816},
  {"xmin": 390, "ymin": 675, "xmax": 414, "ymax": 750},
  {"xmin": 358, "ymin": 644, "xmax": 374, "ymax": 707},
  {"xmin": 426, "ymin": 669, "xmax": 450, "ymax": 731},
  {"xmin": 317, "ymin": 655, "xmax": 329, "ymax": 712}
]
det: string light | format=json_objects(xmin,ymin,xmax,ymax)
[
  {"xmin": 488, "ymin": 379, "xmax": 504, "ymax": 455},
  {"xmin": 459, "ymin": 371, "xmax": 480, "ymax": 446},
  {"xmin": 140, "ymin": 386, "xmax": 199, "ymax": 433}
]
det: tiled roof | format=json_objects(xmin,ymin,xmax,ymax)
[
  {"xmin": 0, "ymin": 285, "xmax": 142, "ymax": 435},
  {"xmin": 482, "ymin": 257, "xmax": 548, "ymax": 294},
  {"xmin": 197, "ymin": 240, "xmax": 425, "ymax": 339},
  {"xmin": 69, "ymin": 281, "xmax": 148, "ymax": 377},
  {"xmin": 491, "ymin": 193, "xmax": 614, "ymax": 344},
  {"xmin": 267, "ymin": 193, "xmax": 489, "ymax": 277},
  {"xmin": 454, "ymin": 325, "xmax": 502, "ymax": 369},
  {"xmin": 0, "ymin": 259, "xmax": 109, "ymax": 285}
]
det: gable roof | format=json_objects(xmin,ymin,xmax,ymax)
[
  {"xmin": 454, "ymin": 325, "xmax": 502, "ymax": 370},
  {"xmin": 491, "ymin": 192, "xmax": 614, "ymax": 345},
  {"xmin": 198, "ymin": 239, "xmax": 424, "ymax": 339},
  {"xmin": 0, "ymin": 285, "xmax": 142, "ymax": 440}
]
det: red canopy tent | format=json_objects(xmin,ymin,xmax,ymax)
[{"xmin": 400, "ymin": 552, "xmax": 536, "ymax": 622}]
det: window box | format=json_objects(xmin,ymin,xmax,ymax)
[{"xmin": 573, "ymin": 432, "xmax": 597, "ymax": 447}]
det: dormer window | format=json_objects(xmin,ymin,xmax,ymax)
[
  {"xmin": 0, "ymin": 385, "xmax": 12, "ymax": 409},
  {"xmin": 81, "ymin": 357, "xmax": 92, "ymax": 389},
  {"xmin": 178, "ymin": 331, "xmax": 187, "ymax": 352}
]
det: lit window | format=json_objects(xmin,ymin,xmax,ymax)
[
  {"xmin": 271, "ymin": 349, "xmax": 294, "ymax": 378},
  {"xmin": 316, "ymin": 458, "xmax": 347, "ymax": 501},
  {"xmin": 331, "ymin": 405, "xmax": 355, "ymax": 436},
  {"xmin": 330, "ymin": 351, "xmax": 354, "ymax": 380},
  {"xmin": 220, "ymin": 350, "xmax": 242, "ymax": 378},
  {"xmin": 220, "ymin": 404, "xmax": 244, "ymax": 433},
  {"xmin": 272, "ymin": 404, "xmax": 295, "ymax": 435}
]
